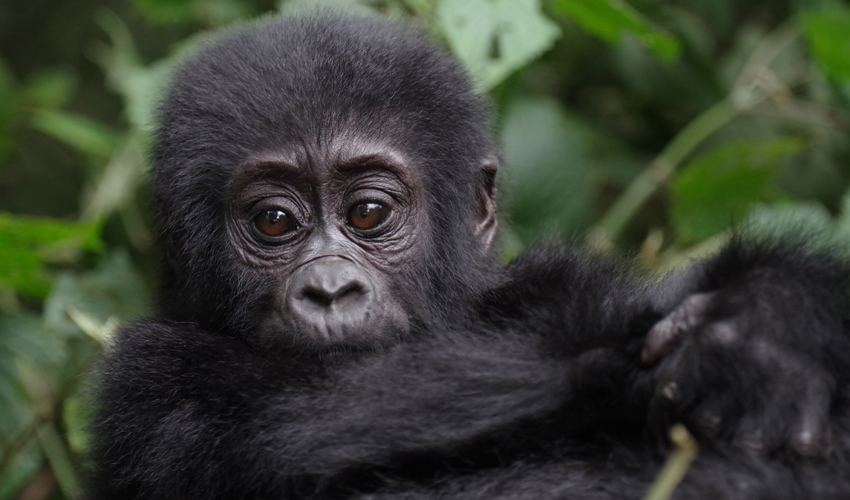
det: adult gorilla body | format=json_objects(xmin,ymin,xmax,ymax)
[{"xmin": 89, "ymin": 15, "xmax": 850, "ymax": 499}]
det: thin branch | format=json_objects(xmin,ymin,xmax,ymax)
[
  {"xmin": 587, "ymin": 19, "xmax": 804, "ymax": 250},
  {"xmin": 642, "ymin": 425, "xmax": 699, "ymax": 500},
  {"xmin": 36, "ymin": 422, "xmax": 80, "ymax": 498},
  {"xmin": 587, "ymin": 99, "xmax": 738, "ymax": 251}
]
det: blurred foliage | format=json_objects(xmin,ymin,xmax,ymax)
[{"xmin": 1, "ymin": 0, "xmax": 850, "ymax": 497}]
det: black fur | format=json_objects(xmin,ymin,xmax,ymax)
[{"xmin": 88, "ymin": 14, "xmax": 850, "ymax": 499}]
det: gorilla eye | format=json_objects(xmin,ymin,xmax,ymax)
[
  {"xmin": 254, "ymin": 209, "xmax": 299, "ymax": 237},
  {"xmin": 348, "ymin": 202, "xmax": 390, "ymax": 231}
]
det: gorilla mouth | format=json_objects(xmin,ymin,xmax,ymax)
[
  {"xmin": 277, "ymin": 256, "xmax": 411, "ymax": 350},
  {"xmin": 294, "ymin": 313, "xmax": 406, "ymax": 352}
]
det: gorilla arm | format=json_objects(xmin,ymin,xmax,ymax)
[
  {"xmin": 88, "ymin": 241, "xmax": 850, "ymax": 499},
  {"xmin": 89, "ymin": 246, "xmax": 652, "ymax": 499}
]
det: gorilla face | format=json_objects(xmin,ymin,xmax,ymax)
[
  {"xmin": 151, "ymin": 15, "xmax": 500, "ymax": 355},
  {"xmin": 225, "ymin": 137, "xmax": 431, "ymax": 353}
]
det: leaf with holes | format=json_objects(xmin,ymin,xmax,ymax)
[{"xmin": 437, "ymin": 0, "xmax": 561, "ymax": 91}]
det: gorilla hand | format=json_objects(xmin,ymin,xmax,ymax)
[{"xmin": 641, "ymin": 269, "xmax": 850, "ymax": 458}]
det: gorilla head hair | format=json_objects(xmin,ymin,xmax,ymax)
[{"xmin": 151, "ymin": 15, "xmax": 498, "ymax": 335}]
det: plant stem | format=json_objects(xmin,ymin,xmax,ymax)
[
  {"xmin": 588, "ymin": 99, "xmax": 738, "ymax": 250},
  {"xmin": 642, "ymin": 424, "xmax": 699, "ymax": 500},
  {"xmin": 36, "ymin": 422, "xmax": 79, "ymax": 498},
  {"xmin": 587, "ymin": 19, "xmax": 801, "ymax": 251}
]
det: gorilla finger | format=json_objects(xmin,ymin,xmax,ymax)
[
  {"xmin": 732, "ymin": 409, "xmax": 797, "ymax": 457},
  {"xmin": 661, "ymin": 380, "xmax": 680, "ymax": 402},
  {"xmin": 641, "ymin": 293, "xmax": 715, "ymax": 366},
  {"xmin": 790, "ymin": 381, "xmax": 832, "ymax": 457},
  {"xmin": 734, "ymin": 428, "xmax": 768, "ymax": 457},
  {"xmin": 647, "ymin": 386, "xmax": 682, "ymax": 440},
  {"xmin": 792, "ymin": 422, "xmax": 831, "ymax": 458},
  {"xmin": 641, "ymin": 317, "xmax": 683, "ymax": 365},
  {"xmin": 682, "ymin": 392, "xmax": 743, "ymax": 439},
  {"xmin": 694, "ymin": 412, "xmax": 722, "ymax": 437}
]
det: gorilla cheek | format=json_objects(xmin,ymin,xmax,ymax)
[{"xmin": 262, "ymin": 256, "xmax": 409, "ymax": 349}]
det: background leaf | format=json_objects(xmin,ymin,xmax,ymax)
[
  {"xmin": 29, "ymin": 110, "xmax": 120, "ymax": 160},
  {"xmin": 438, "ymin": 0, "xmax": 561, "ymax": 90},
  {"xmin": 802, "ymin": 3, "xmax": 850, "ymax": 82},
  {"xmin": 671, "ymin": 138, "xmax": 808, "ymax": 245},
  {"xmin": 553, "ymin": 0, "xmax": 680, "ymax": 61},
  {"xmin": 0, "ymin": 215, "xmax": 102, "ymax": 298},
  {"xmin": 500, "ymin": 96, "xmax": 596, "ymax": 250}
]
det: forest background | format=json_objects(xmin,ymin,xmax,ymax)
[{"xmin": 2, "ymin": 0, "xmax": 850, "ymax": 498}]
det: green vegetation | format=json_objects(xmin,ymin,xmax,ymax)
[{"xmin": 1, "ymin": 0, "xmax": 850, "ymax": 497}]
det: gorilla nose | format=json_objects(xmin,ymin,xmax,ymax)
[
  {"xmin": 286, "ymin": 257, "xmax": 376, "ymax": 341},
  {"xmin": 291, "ymin": 258, "xmax": 371, "ymax": 309},
  {"xmin": 302, "ymin": 280, "xmax": 364, "ymax": 306}
]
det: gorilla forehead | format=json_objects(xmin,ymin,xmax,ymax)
[{"xmin": 156, "ymin": 15, "xmax": 494, "ymax": 171}]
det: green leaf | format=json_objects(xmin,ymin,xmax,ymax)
[
  {"xmin": 741, "ymin": 200, "xmax": 850, "ymax": 254},
  {"xmin": 831, "ymin": 191, "xmax": 850, "ymax": 243},
  {"xmin": 279, "ymin": 0, "xmax": 377, "ymax": 15},
  {"xmin": 0, "ymin": 440, "xmax": 42, "ymax": 500},
  {"xmin": 91, "ymin": 11, "xmax": 176, "ymax": 136},
  {"xmin": 121, "ymin": 61, "xmax": 172, "ymax": 136},
  {"xmin": 802, "ymin": 4, "xmax": 850, "ymax": 82},
  {"xmin": 0, "ymin": 58, "xmax": 19, "ymax": 127},
  {"xmin": 132, "ymin": 0, "xmax": 194, "ymax": 24},
  {"xmin": 43, "ymin": 251, "xmax": 150, "ymax": 342},
  {"xmin": 62, "ymin": 394, "xmax": 92, "ymax": 455},
  {"xmin": 0, "ymin": 214, "xmax": 103, "ymax": 298},
  {"xmin": 0, "ymin": 313, "xmax": 66, "ymax": 448},
  {"xmin": 671, "ymin": 138, "xmax": 807, "ymax": 245},
  {"xmin": 500, "ymin": 96, "xmax": 596, "ymax": 251},
  {"xmin": 29, "ymin": 110, "xmax": 121, "ymax": 159},
  {"xmin": 553, "ymin": 0, "xmax": 680, "ymax": 61},
  {"xmin": 0, "ymin": 59, "xmax": 19, "ymax": 166},
  {"xmin": 437, "ymin": 0, "xmax": 561, "ymax": 91},
  {"xmin": 0, "ymin": 133, "xmax": 15, "ymax": 165},
  {"xmin": 23, "ymin": 69, "xmax": 77, "ymax": 109},
  {"xmin": 745, "ymin": 202, "xmax": 833, "ymax": 242},
  {"xmin": 37, "ymin": 421, "xmax": 80, "ymax": 497},
  {"xmin": 0, "ymin": 315, "xmax": 40, "ymax": 437},
  {"xmin": 81, "ymin": 134, "xmax": 147, "ymax": 220}
]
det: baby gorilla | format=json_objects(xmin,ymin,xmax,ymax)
[{"xmin": 89, "ymin": 14, "xmax": 850, "ymax": 500}]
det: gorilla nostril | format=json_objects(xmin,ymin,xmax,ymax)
[
  {"xmin": 334, "ymin": 282, "xmax": 366, "ymax": 301},
  {"xmin": 303, "ymin": 288, "xmax": 333, "ymax": 307},
  {"xmin": 300, "ymin": 281, "xmax": 366, "ymax": 307}
]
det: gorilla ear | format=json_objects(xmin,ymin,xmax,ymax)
[{"xmin": 474, "ymin": 158, "xmax": 499, "ymax": 248}]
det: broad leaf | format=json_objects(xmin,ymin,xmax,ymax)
[
  {"xmin": 29, "ymin": 110, "xmax": 121, "ymax": 159},
  {"xmin": 438, "ymin": 0, "xmax": 561, "ymax": 91},
  {"xmin": 0, "ymin": 214, "xmax": 102, "ymax": 298},
  {"xmin": 132, "ymin": 0, "xmax": 195, "ymax": 24},
  {"xmin": 554, "ymin": 0, "xmax": 680, "ymax": 61},
  {"xmin": 802, "ymin": 4, "xmax": 850, "ymax": 82},
  {"xmin": 23, "ymin": 69, "xmax": 76, "ymax": 109},
  {"xmin": 92, "ymin": 11, "xmax": 173, "ymax": 136},
  {"xmin": 671, "ymin": 138, "xmax": 807, "ymax": 245},
  {"xmin": 43, "ymin": 251, "xmax": 150, "ymax": 342},
  {"xmin": 500, "ymin": 97, "xmax": 596, "ymax": 253}
]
